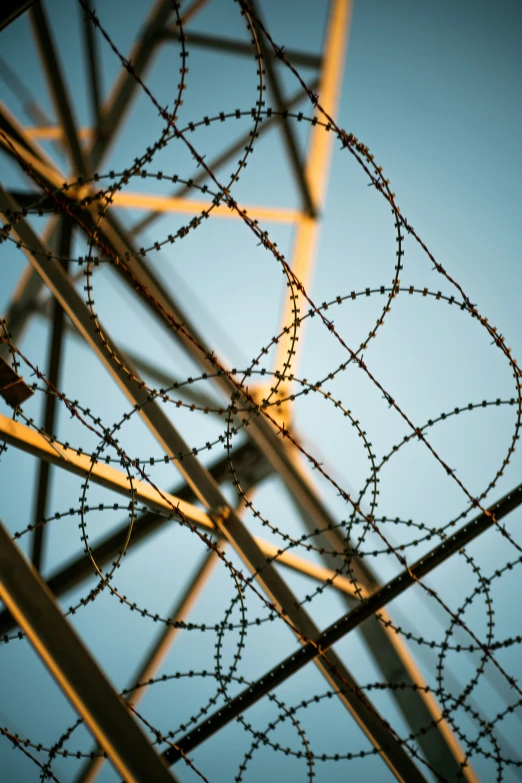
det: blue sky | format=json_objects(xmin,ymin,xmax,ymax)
[{"xmin": 1, "ymin": 1, "xmax": 522, "ymax": 781}]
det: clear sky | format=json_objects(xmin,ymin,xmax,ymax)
[{"xmin": 0, "ymin": 1, "xmax": 521, "ymax": 782}]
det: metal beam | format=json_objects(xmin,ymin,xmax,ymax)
[
  {"xmin": 0, "ymin": 519, "xmax": 177, "ymax": 783},
  {"xmin": 282, "ymin": 451, "xmax": 478, "ymax": 780},
  {"xmin": 129, "ymin": 77, "xmax": 319, "ymax": 236},
  {"xmin": 107, "ymin": 190, "xmax": 302, "ymax": 223},
  {"xmin": 0, "ymin": 100, "xmax": 65, "ymax": 170},
  {"xmin": 273, "ymin": 0, "xmax": 352, "ymax": 405},
  {"xmin": 87, "ymin": 0, "xmax": 175, "ymax": 169},
  {"xmin": 157, "ymin": 28, "xmax": 322, "ymax": 70},
  {"xmin": 249, "ymin": 0, "xmax": 316, "ymax": 217},
  {"xmin": 0, "ymin": 0, "xmax": 37, "ymax": 32},
  {"xmin": 23, "ymin": 126, "xmax": 94, "ymax": 141},
  {"xmin": 163, "ymin": 480, "xmax": 522, "ymax": 767},
  {"xmin": 0, "ymin": 412, "xmax": 212, "ymax": 530},
  {"xmin": 0, "ymin": 188, "xmax": 428, "ymax": 783},
  {"xmin": 74, "ymin": 547, "xmax": 220, "ymax": 783},
  {"xmin": 0, "ymin": 215, "xmax": 60, "ymax": 362},
  {"xmin": 0, "ymin": 117, "xmax": 468, "ymax": 777},
  {"xmin": 81, "ymin": 1, "xmax": 103, "ymax": 134},
  {"xmin": 31, "ymin": 218, "xmax": 71, "ymax": 571},
  {"xmin": 29, "ymin": 1, "xmax": 89, "ymax": 177},
  {"xmin": 0, "ymin": 414, "xmax": 360, "ymax": 638}
]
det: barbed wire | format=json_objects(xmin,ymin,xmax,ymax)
[{"xmin": 0, "ymin": 1, "xmax": 521, "ymax": 781}]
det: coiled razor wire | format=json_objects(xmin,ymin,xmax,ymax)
[{"xmin": 0, "ymin": 1, "xmax": 521, "ymax": 781}]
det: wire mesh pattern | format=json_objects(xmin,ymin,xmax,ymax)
[{"xmin": 0, "ymin": 1, "xmax": 521, "ymax": 781}]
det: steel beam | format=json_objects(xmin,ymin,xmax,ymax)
[
  {"xmin": 29, "ymin": 1, "xmax": 89, "ymax": 177},
  {"xmin": 0, "ymin": 215, "xmax": 59, "ymax": 361},
  {"xmin": 0, "ymin": 54, "xmax": 55, "ymax": 131},
  {"xmin": 0, "ymin": 189, "xmax": 428, "ymax": 783},
  {"xmin": 163, "ymin": 480, "xmax": 522, "ymax": 768},
  {"xmin": 0, "ymin": 100, "xmax": 66, "ymax": 175},
  {"xmin": 74, "ymin": 548, "xmax": 220, "ymax": 783},
  {"xmin": 86, "ymin": 0, "xmax": 210, "ymax": 169},
  {"xmin": 0, "ymin": 0, "xmax": 37, "ymax": 32},
  {"xmin": 282, "ymin": 452, "xmax": 478, "ymax": 780},
  {"xmin": 0, "ymin": 107, "xmax": 469, "ymax": 778},
  {"xmin": 0, "ymin": 519, "xmax": 177, "ymax": 783},
  {"xmin": 249, "ymin": 0, "xmax": 316, "ymax": 217},
  {"xmin": 12, "ymin": 297, "xmax": 226, "ymax": 411},
  {"xmin": 158, "ymin": 28, "xmax": 322, "ymax": 70},
  {"xmin": 272, "ymin": 0, "xmax": 353, "ymax": 404},
  {"xmin": 0, "ymin": 412, "xmax": 213, "ymax": 530},
  {"xmin": 0, "ymin": 414, "xmax": 359, "ymax": 638},
  {"xmin": 108, "ymin": 190, "xmax": 302, "ymax": 223},
  {"xmin": 31, "ymin": 218, "xmax": 71, "ymax": 571},
  {"xmin": 130, "ymin": 78, "xmax": 319, "ymax": 236},
  {"xmin": 81, "ymin": 1, "xmax": 103, "ymax": 134},
  {"xmin": 24, "ymin": 126, "xmax": 94, "ymax": 141}
]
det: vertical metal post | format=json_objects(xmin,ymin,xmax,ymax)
[{"xmin": 30, "ymin": 218, "xmax": 71, "ymax": 571}]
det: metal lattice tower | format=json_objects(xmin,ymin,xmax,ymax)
[{"xmin": 1, "ymin": 2, "xmax": 522, "ymax": 782}]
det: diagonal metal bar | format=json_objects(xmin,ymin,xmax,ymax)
[
  {"xmin": 0, "ymin": 188, "xmax": 429, "ymax": 783},
  {"xmin": 74, "ymin": 547, "xmax": 220, "ymax": 783},
  {"xmin": 99, "ymin": 143, "xmax": 476, "ymax": 782},
  {"xmin": 81, "ymin": 1, "xmax": 103, "ymax": 135},
  {"xmin": 130, "ymin": 77, "xmax": 319, "ymax": 236},
  {"xmin": 19, "ymin": 137, "xmax": 472, "ymax": 775},
  {"xmin": 87, "ymin": 0, "xmax": 211, "ymax": 169},
  {"xmin": 0, "ymin": 518, "xmax": 178, "ymax": 783},
  {"xmin": 0, "ymin": 412, "xmax": 213, "ymax": 530},
  {"xmin": 272, "ymin": 0, "xmax": 352, "ymax": 405},
  {"xmin": 0, "ymin": 54, "xmax": 56, "ymax": 131},
  {"xmin": 29, "ymin": 1, "xmax": 89, "ymax": 177},
  {"xmin": 0, "ymin": 217, "xmax": 60, "ymax": 362},
  {"xmin": 0, "ymin": 121, "xmax": 468, "ymax": 777},
  {"xmin": 163, "ymin": 480, "xmax": 522, "ymax": 768},
  {"xmin": 0, "ymin": 100, "xmax": 64, "ymax": 170},
  {"xmin": 19, "ymin": 298, "xmax": 226, "ymax": 410},
  {"xmin": 157, "ymin": 28, "xmax": 323, "ymax": 69},
  {"xmin": 30, "ymin": 218, "xmax": 72, "ymax": 572},
  {"xmin": 0, "ymin": 414, "xmax": 358, "ymax": 636},
  {"xmin": 0, "ymin": 0, "xmax": 37, "ymax": 31},
  {"xmin": 249, "ymin": 0, "xmax": 316, "ymax": 217},
  {"xmin": 282, "ymin": 455, "xmax": 478, "ymax": 781}
]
